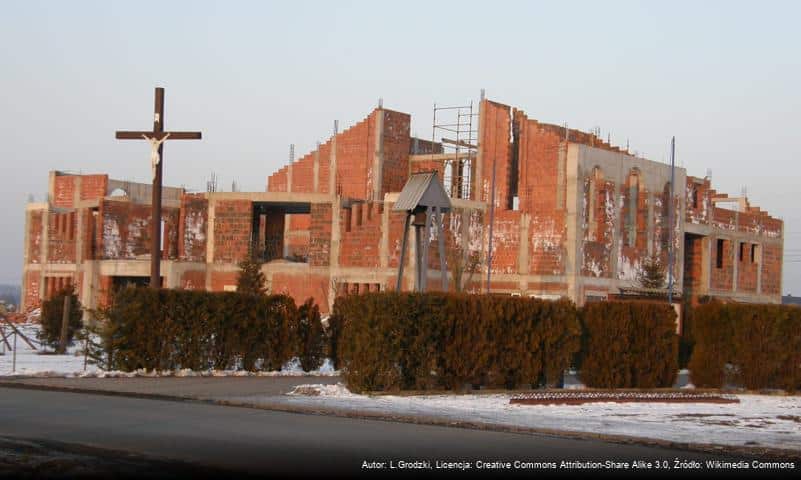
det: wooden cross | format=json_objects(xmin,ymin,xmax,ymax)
[{"xmin": 115, "ymin": 87, "xmax": 202, "ymax": 288}]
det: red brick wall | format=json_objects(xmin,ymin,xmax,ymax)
[
  {"xmin": 271, "ymin": 272, "xmax": 330, "ymax": 314},
  {"xmin": 318, "ymin": 141, "xmax": 332, "ymax": 194},
  {"xmin": 213, "ymin": 200, "xmax": 252, "ymax": 264},
  {"xmin": 683, "ymin": 235, "xmax": 704, "ymax": 292},
  {"xmin": 179, "ymin": 194, "xmax": 208, "ymax": 262},
  {"xmin": 340, "ymin": 202, "xmax": 383, "ymax": 268},
  {"xmin": 761, "ymin": 244, "xmax": 782, "ymax": 295},
  {"xmin": 711, "ymin": 236, "xmax": 734, "ymax": 291},
  {"xmin": 290, "ymin": 153, "xmax": 315, "ymax": 193},
  {"xmin": 387, "ymin": 205, "xmax": 408, "ymax": 269},
  {"xmin": 80, "ymin": 175, "xmax": 108, "ymax": 201},
  {"xmin": 47, "ymin": 211, "xmax": 77, "ymax": 263},
  {"xmin": 736, "ymin": 242, "xmax": 758, "ymax": 293},
  {"xmin": 98, "ymin": 275, "xmax": 112, "ymax": 307},
  {"xmin": 28, "ymin": 210, "xmax": 44, "ymax": 264},
  {"xmin": 685, "ymin": 177, "xmax": 711, "ymax": 225},
  {"xmin": 380, "ymin": 110, "xmax": 411, "ymax": 196},
  {"xmin": 210, "ymin": 271, "xmax": 238, "ymax": 292},
  {"xmin": 581, "ymin": 178, "xmax": 615, "ymax": 278},
  {"xmin": 98, "ymin": 200, "xmax": 180, "ymax": 260},
  {"xmin": 162, "ymin": 209, "xmax": 180, "ymax": 260},
  {"xmin": 516, "ymin": 113, "xmax": 568, "ymax": 276},
  {"xmin": 410, "ymin": 159, "xmax": 446, "ymax": 179},
  {"xmin": 81, "ymin": 209, "xmax": 96, "ymax": 260},
  {"xmin": 712, "ymin": 208, "xmax": 737, "ymax": 232},
  {"xmin": 43, "ymin": 276, "xmax": 76, "ymax": 300},
  {"xmin": 309, "ymin": 204, "xmax": 332, "ymax": 266},
  {"xmin": 488, "ymin": 210, "xmax": 520, "ymax": 274},
  {"xmin": 180, "ymin": 270, "xmax": 206, "ymax": 290},
  {"xmin": 53, "ymin": 175, "xmax": 76, "ymax": 208},
  {"xmin": 336, "ymin": 112, "xmax": 375, "ymax": 199},
  {"xmin": 267, "ymin": 167, "xmax": 288, "ymax": 192},
  {"xmin": 480, "ymin": 100, "xmax": 511, "ymax": 205},
  {"xmin": 23, "ymin": 271, "xmax": 40, "ymax": 311}
]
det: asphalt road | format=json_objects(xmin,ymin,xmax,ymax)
[{"xmin": 0, "ymin": 387, "xmax": 788, "ymax": 478}]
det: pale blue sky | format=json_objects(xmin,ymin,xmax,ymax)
[{"xmin": 1, "ymin": 0, "xmax": 799, "ymax": 292}]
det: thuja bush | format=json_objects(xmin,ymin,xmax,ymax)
[
  {"xmin": 297, "ymin": 298, "xmax": 325, "ymax": 371},
  {"xmin": 39, "ymin": 285, "xmax": 83, "ymax": 350},
  {"xmin": 333, "ymin": 292, "xmax": 581, "ymax": 393},
  {"xmin": 689, "ymin": 302, "xmax": 801, "ymax": 391},
  {"xmin": 104, "ymin": 286, "xmax": 317, "ymax": 372},
  {"xmin": 578, "ymin": 301, "xmax": 678, "ymax": 388}
]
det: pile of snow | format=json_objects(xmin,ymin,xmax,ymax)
[{"xmin": 287, "ymin": 382, "xmax": 357, "ymax": 397}]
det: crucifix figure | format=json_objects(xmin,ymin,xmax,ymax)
[
  {"xmin": 144, "ymin": 132, "xmax": 170, "ymax": 181},
  {"xmin": 116, "ymin": 87, "xmax": 201, "ymax": 288}
]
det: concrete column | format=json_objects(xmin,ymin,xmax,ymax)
[
  {"xmin": 40, "ymin": 208, "xmax": 50, "ymax": 302},
  {"xmin": 372, "ymin": 110, "xmax": 385, "ymax": 202},
  {"xmin": 330, "ymin": 197, "xmax": 341, "ymax": 269},
  {"xmin": 474, "ymin": 100, "xmax": 486, "ymax": 202},
  {"xmin": 701, "ymin": 236, "xmax": 711, "ymax": 295},
  {"xmin": 283, "ymin": 214, "xmax": 291, "ymax": 258},
  {"xmin": 47, "ymin": 171, "xmax": 56, "ymax": 204},
  {"xmin": 286, "ymin": 164, "xmax": 293, "ymax": 193},
  {"xmin": 565, "ymin": 145, "xmax": 581, "ymax": 304},
  {"xmin": 756, "ymin": 243, "xmax": 763, "ymax": 294}
]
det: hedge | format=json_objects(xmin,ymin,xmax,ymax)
[
  {"xmin": 331, "ymin": 292, "xmax": 581, "ymax": 393},
  {"xmin": 578, "ymin": 301, "xmax": 678, "ymax": 388},
  {"xmin": 688, "ymin": 302, "xmax": 801, "ymax": 391},
  {"xmin": 94, "ymin": 287, "xmax": 324, "ymax": 372}
]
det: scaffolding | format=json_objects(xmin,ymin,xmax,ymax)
[{"xmin": 432, "ymin": 102, "xmax": 478, "ymax": 200}]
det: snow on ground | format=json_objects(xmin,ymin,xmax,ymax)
[
  {"xmin": 0, "ymin": 322, "xmax": 338, "ymax": 378},
  {"xmin": 280, "ymin": 383, "xmax": 801, "ymax": 452},
  {"xmin": 0, "ymin": 323, "xmax": 100, "ymax": 377}
]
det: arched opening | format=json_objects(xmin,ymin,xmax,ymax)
[
  {"xmin": 625, "ymin": 169, "xmax": 640, "ymax": 247},
  {"xmin": 587, "ymin": 166, "xmax": 603, "ymax": 241}
]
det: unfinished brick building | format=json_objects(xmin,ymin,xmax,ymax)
[{"xmin": 20, "ymin": 98, "xmax": 784, "ymax": 314}]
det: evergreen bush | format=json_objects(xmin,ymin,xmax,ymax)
[
  {"xmin": 39, "ymin": 285, "xmax": 83, "ymax": 351},
  {"xmin": 334, "ymin": 292, "xmax": 581, "ymax": 393},
  {"xmin": 578, "ymin": 301, "xmax": 678, "ymax": 388},
  {"xmin": 99, "ymin": 287, "xmax": 313, "ymax": 373},
  {"xmin": 689, "ymin": 302, "xmax": 801, "ymax": 391},
  {"xmin": 297, "ymin": 298, "xmax": 325, "ymax": 372}
]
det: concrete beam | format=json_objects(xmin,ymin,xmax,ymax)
[
  {"xmin": 205, "ymin": 191, "xmax": 334, "ymax": 204},
  {"xmin": 409, "ymin": 152, "xmax": 474, "ymax": 163}
]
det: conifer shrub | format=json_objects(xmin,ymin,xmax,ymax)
[
  {"xmin": 578, "ymin": 301, "xmax": 678, "ymax": 388},
  {"xmin": 678, "ymin": 299, "xmax": 695, "ymax": 369},
  {"xmin": 39, "ymin": 285, "xmax": 83, "ymax": 351},
  {"xmin": 102, "ymin": 286, "xmax": 311, "ymax": 372},
  {"xmin": 297, "ymin": 298, "xmax": 325, "ymax": 371},
  {"xmin": 689, "ymin": 302, "xmax": 801, "ymax": 391},
  {"xmin": 334, "ymin": 292, "xmax": 581, "ymax": 393}
]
